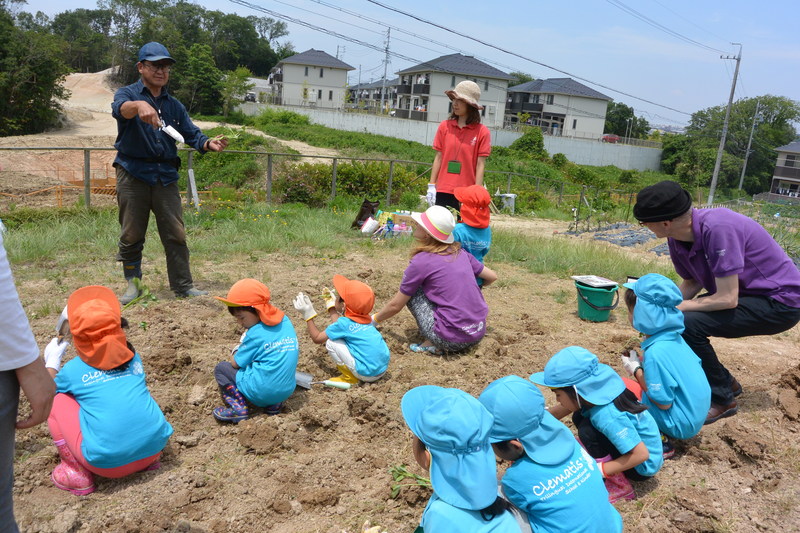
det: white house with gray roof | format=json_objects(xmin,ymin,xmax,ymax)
[
  {"xmin": 270, "ymin": 49, "xmax": 355, "ymax": 109},
  {"xmin": 395, "ymin": 53, "xmax": 512, "ymax": 128},
  {"xmin": 769, "ymin": 141, "xmax": 800, "ymax": 200},
  {"xmin": 506, "ymin": 78, "xmax": 612, "ymax": 140}
]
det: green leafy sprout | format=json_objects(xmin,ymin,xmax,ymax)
[{"xmin": 389, "ymin": 464, "xmax": 431, "ymax": 499}]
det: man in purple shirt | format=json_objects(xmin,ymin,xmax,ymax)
[
  {"xmin": 634, "ymin": 181, "xmax": 800, "ymax": 424},
  {"xmin": 111, "ymin": 42, "xmax": 228, "ymax": 304}
]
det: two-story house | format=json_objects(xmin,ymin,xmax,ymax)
[
  {"xmin": 270, "ymin": 49, "xmax": 355, "ymax": 109},
  {"xmin": 348, "ymin": 78, "xmax": 399, "ymax": 111},
  {"xmin": 395, "ymin": 54, "xmax": 512, "ymax": 128},
  {"xmin": 770, "ymin": 141, "xmax": 800, "ymax": 199},
  {"xmin": 506, "ymin": 78, "xmax": 611, "ymax": 139}
]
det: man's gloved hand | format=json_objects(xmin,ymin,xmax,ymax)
[
  {"xmin": 322, "ymin": 287, "xmax": 337, "ymax": 311},
  {"xmin": 293, "ymin": 292, "xmax": 318, "ymax": 321},
  {"xmin": 44, "ymin": 337, "xmax": 68, "ymax": 371},
  {"xmin": 426, "ymin": 183, "xmax": 437, "ymax": 206},
  {"xmin": 620, "ymin": 349, "xmax": 642, "ymax": 376}
]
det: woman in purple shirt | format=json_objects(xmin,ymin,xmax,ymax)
[{"xmin": 372, "ymin": 206, "xmax": 497, "ymax": 354}]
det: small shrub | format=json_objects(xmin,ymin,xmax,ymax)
[
  {"xmin": 509, "ymin": 127, "xmax": 549, "ymax": 161},
  {"xmin": 618, "ymin": 170, "xmax": 639, "ymax": 184},
  {"xmin": 552, "ymin": 153, "xmax": 568, "ymax": 169}
]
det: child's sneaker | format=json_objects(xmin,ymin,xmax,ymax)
[
  {"xmin": 264, "ymin": 401, "xmax": 285, "ymax": 416},
  {"xmin": 661, "ymin": 434, "xmax": 675, "ymax": 460}
]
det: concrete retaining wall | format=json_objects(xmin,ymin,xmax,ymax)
[{"xmin": 239, "ymin": 103, "xmax": 662, "ymax": 171}]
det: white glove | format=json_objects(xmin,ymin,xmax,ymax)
[
  {"xmin": 44, "ymin": 337, "xmax": 68, "ymax": 371},
  {"xmin": 293, "ymin": 292, "xmax": 318, "ymax": 321},
  {"xmin": 322, "ymin": 287, "xmax": 337, "ymax": 311},
  {"xmin": 620, "ymin": 349, "xmax": 642, "ymax": 376},
  {"xmin": 426, "ymin": 183, "xmax": 437, "ymax": 206}
]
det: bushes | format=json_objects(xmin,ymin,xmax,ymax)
[
  {"xmin": 509, "ymin": 127, "xmax": 549, "ymax": 160},
  {"xmin": 552, "ymin": 153, "xmax": 568, "ymax": 169},
  {"xmin": 274, "ymin": 161, "xmax": 421, "ymax": 207}
]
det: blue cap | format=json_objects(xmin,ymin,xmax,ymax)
[
  {"xmin": 479, "ymin": 376, "xmax": 575, "ymax": 465},
  {"xmin": 138, "ymin": 42, "xmax": 175, "ymax": 64},
  {"xmin": 529, "ymin": 346, "xmax": 625, "ymax": 406},
  {"xmin": 401, "ymin": 386, "xmax": 497, "ymax": 510},
  {"xmin": 623, "ymin": 273, "xmax": 684, "ymax": 336}
]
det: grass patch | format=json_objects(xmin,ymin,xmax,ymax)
[{"xmin": 3, "ymin": 202, "xmax": 678, "ymax": 288}]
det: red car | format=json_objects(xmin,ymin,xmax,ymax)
[{"xmin": 602, "ymin": 134, "xmax": 620, "ymax": 143}]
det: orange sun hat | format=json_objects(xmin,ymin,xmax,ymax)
[
  {"xmin": 332, "ymin": 274, "xmax": 375, "ymax": 325},
  {"xmin": 215, "ymin": 279, "xmax": 284, "ymax": 326},
  {"xmin": 67, "ymin": 286, "xmax": 133, "ymax": 371},
  {"xmin": 454, "ymin": 185, "xmax": 492, "ymax": 229}
]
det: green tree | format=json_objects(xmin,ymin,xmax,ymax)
[
  {"xmin": 50, "ymin": 9, "xmax": 113, "ymax": 72},
  {"xmin": 604, "ymin": 101, "xmax": 649, "ymax": 138},
  {"xmin": 0, "ymin": 7, "xmax": 71, "ymax": 136},
  {"xmin": 220, "ymin": 66, "xmax": 254, "ymax": 117},
  {"xmin": 172, "ymin": 43, "xmax": 222, "ymax": 115},
  {"xmin": 508, "ymin": 71, "xmax": 534, "ymax": 88},
  {"xmin": 686, "ymin": 95, "xmax": 800, "ymax": 193}
]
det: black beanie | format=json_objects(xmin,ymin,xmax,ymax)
[{"xmin": 634, "ymin": 181, "xmax": 693, "ymax": 222}]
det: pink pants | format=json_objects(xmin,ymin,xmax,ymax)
[{"xmin": 47, "ymin": 393, "xmax": 161, "ymax": 478}]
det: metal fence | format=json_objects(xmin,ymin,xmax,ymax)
[{"xmin": 0, "ymin": 146, "xmax": 583, "ymax": 212}]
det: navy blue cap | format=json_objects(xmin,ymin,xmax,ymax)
[{"xmin": 138, "ymin": 42, "xmax": 175, "ymax": 64}]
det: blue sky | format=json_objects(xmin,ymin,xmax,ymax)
[{"xmin": 18, "ymin": 0, "xmax": 800, "ymax": 127}]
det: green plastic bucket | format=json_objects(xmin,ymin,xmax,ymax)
[{"xmin": 575, "ymin": 281, "xmax": 619, "ymax": 322}]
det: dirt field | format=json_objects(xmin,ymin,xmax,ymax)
[{"xmin": 5, "ymin": 73, "xmax": 800, "ymax": 533}]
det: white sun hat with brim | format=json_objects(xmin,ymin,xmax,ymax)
[
  {"xmin": 479, "ymin": 376, "xmax": 575, "ymax": 465},
  {"xmin": 401, "ymin": 385, "xmax": 498, "ymax": 510},
  {"xmin": 411, "ymin": 205, "xmax": 455, "ymax": 244},
  {"xmin": 529, "ymin": 346, "xmax": 626, "ymax": 406},
  {"xmin": 444, "ymin": 80, "xmax": 484, "ymax": 110}
]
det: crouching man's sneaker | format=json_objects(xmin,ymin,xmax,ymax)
[{"xmin": 704, "ymin": 401, "xmax": 738, "ymax": 425}]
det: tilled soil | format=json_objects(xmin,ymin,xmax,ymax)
[{"xmin": 6, "ymin": 72, "xmax": 800, "ymax": 533}]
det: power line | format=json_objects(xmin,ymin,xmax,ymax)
[
  {"xmin": 649, "ymin": 0, "xmax": 732, "ymax": 45},
  {"xmin": 229, "ymin": 0, "xmax": 616, "ymax": 121},
  {"xmin": 605, "ymin": 0, "xmax": 729, "ymax": 55},
  {"xmin": 362, "ymin": 0, "xmax": 691, "ymax": 115}
]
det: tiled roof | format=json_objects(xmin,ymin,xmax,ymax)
[
  {"xmin": 775, "ymin": 141, "xmax": 800, "ymax": 153},
  {"xmin": 279, "ymin": 49, "xmax": 355, "ymax": 70},
  {"xmin": 397, "ymin": 53, "xmax": 512, "ymax": 80},
  {"xmin": 508, "ymin": 78, "xmax": 611, "ymax": 101},
  {"xmin": 350, "ymin": 78, "xmax": 399, "ymax": 90}
]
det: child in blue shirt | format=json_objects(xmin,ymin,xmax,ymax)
[
  {"xmin": 620, "ymin": 274, "xmax": 711, "ymax": 443},
  {"xmin": 43, "ymin": 285, "xmax": 172, "ymax": 495},
  {"xmin": 531, "ymin": 346, "xmax": 663, "ymax": 498},
  {"xmin": 453, "ymin": 185, "xmax": 492, "ymax": 286},
  {"xmin": 293, "ymin": 275, "xmax": 390, "ymax": 384},
  {"xmin": 479, "ymin": 376, "xmax": 623, "ymax": 533},
  {"xmin": 401, "ymin": 386, "xmax": 522, "ymax": 533},
  {"xmin": 213, "ymin": 279, "xmax": 299, "ymax": 422}
]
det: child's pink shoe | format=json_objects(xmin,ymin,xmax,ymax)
[
  {"xmin": 52, "ymin": 440, "xmax": 95, "ymax": 496},
  {"xmin": 597, "ymin": 455, "xmax": 636, "ymax": 503}
]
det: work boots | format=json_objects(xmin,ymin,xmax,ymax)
[{"xmin": 120, "ymin": 262, "xmax": 141, "ymax": 305}]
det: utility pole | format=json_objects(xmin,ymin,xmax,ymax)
[
  {"xmin": 738, "ymin": 99, "xmax": 761, "ymax": 190},
  {"xmin": 380, "ymin": 29, "xmax": 390, "ymax": 114},
  {"xmin": 707, "ymin": 43, "xmax": 742, "ymax": 205}
]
